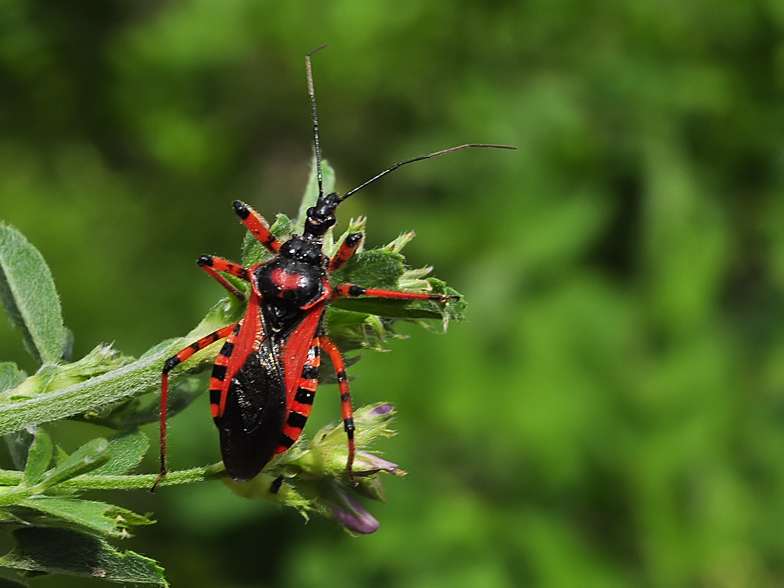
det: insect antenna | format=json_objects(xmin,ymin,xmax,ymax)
[
  {"xmin": 339, "ymin": 143, "xmax": 517, "ymax": 202},
  {"xmin": 306, "ymin": 44, "xmax": 329, "ymax": 201}
]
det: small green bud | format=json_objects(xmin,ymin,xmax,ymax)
[{"xmin": 223, "ymin": 404, "xmax": 401, "ymax": 534}]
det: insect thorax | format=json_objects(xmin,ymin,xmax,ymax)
[{"xmin": 252, "ymin": 235, "xmax": 327, "ymax": 311}]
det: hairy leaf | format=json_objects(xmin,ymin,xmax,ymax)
[
  {"xmin": 22, "ymin": 430, "xmax": 52, "ymax": 487},
  {"xmin": 0, "ymin": 527, "xmax": 167, "ymax": 586},
  {"xmin": 331, "ymin": 249, "xmax": 405, "ymax": 290},
  {"xmin": 0, "ymin": 298, "xmax": 242, "ymax": 437},
  {"xmin": 2, "ymin": 430, "xmax": 33, "ymax": 473},
  {"xmin": 0, "ymin": 364, "xmax": 25, "ymax": 395},
  {"xmin": 73, "ymin": 377, "xmax": 203, "ymax": 430},
  {"xmin": 1, "ymin": 364, "xmax": 31, "ymax": 469},
  {"xmin": 89, "ymin": 430, "xmax": 149, "ymax": 476},
  {"xmin": 18, "ymin": 497, "xmax": 153, "ymax": 538},
  {"xmin": 38, "ymin": 438, "xmax": 109, "ymax": 490},
  {"xmin": 0, "ymin": 224, "xmax": 66, "ymax": 366}
]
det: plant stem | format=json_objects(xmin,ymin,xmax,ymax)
[{"xmin": 0, "ymin": 463, "xmax": 225, "ymax": 492}]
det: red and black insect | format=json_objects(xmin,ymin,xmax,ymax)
[{"xmin": 153, "ymin": 47, "xmax": 513, "ymax": 490}]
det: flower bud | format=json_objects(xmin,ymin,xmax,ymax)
[
  {"xmin": 322, "ymin": 482, "xmax": 380, "ymax": 535},
  {"xmin": 354, "ymin": 451, "xmax": 401, "ymax": 476}
]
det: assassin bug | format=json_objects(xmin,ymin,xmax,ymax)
[{"xmin": 153, "ymin": 47, "xmax": 514, "ymax": 490}]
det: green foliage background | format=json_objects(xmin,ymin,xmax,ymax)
[{"xmin": 1, "ymin": 1, "xmax": 783, "ymax": 586}]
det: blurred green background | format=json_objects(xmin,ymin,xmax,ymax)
[{"xmin": 2, "ymin": 0, "xmax": 784, "ymax": 586}]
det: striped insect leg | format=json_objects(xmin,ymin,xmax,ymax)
[
  {"xmin": 152, "ymin": 323, "xmax": 237, "ymax": 492},
  {"xmin": 197, "ymin": 255, "xmax": 251, "ymax": 301},
  {"xmin": 275, "ymin": 338, "xmax": 321, "ymax": 454},
  {"xmin": 333, "ymin": 283, "xmax": 459, "ymax": 303},
  {"xmin": 319, "ymin": 336, "xmax": 356, "ymax": 482},
  {"xmin": 328, "ymin": 232, "xmax": 363, "ymax": 271},
  {"xmin": 208, "ymin": 324, "xmax": 243, "ymax": 421},
  {"xmin": 233, "ymin": 200, "xmax": 281, "ymax": 253}
]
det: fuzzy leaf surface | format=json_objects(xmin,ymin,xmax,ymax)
[
  {"xmin": 37, "ymin": 438, "xmax": 109, "ymax": 489},
  {"xmin": 0, "ymin": 298, "xmax": 242, "ymax": 436},
  {"xmin": 0, "ymin": 527, "xmax": 167, "ymax": 586},
  {"xmin": 89, "ymin": 429, "xmax": 149, "ymax": 476},
  {"xmin": 0, "ymin": 365, "xmax": 25, "ymax": 395},
  {"xmin": 17, "ymin": 497, "xmax": 153, "ymax": 537},
  {"xmin": 22, "ymin": 429, "xmax": 52, "ymax": 487},
  {"xmin": 0, "ymin": 224, "xmax": 66, "ymax": 365},
  {"xmin": 74, "ymin": 377, "xmax": 203, "ymax": 430},
  {"xmin": 1, "ymin": 364, "xmax": 31, "ymax": 470}
]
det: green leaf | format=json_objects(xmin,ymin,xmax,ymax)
[
  {"xmin": 323, "ymin": 308, "xmax": 395, "ymax": 353},
  {"xmin": 89, "ymin": 429, "xmax": 149, "ymax": 476},
  {"xmin": 0, "ymin": 364, "xmax": 33, "ymax": 466},
  {"xmin": 0, "ymin": 297, "xmax": 242, "ymax": 437},
  {"xmin": 53, "ymin": 445, "xmax": 68, "ymax": 466},
  {"xmin": 0, "ymin": 364, "xmax": 26, "ymax": 395},
  {"xmin": 0, "ymin": 527, "xmax": 167, "ymax": 586},
  {"xmin": 331, "ymin": 249, "xmax": 405, "ymax": 290},
  {"xmin": 62, "ymin": 328, "xmax": 74, "ymax": 363},
  {"xmin": 0, "ymin": 510, "xmax": 27, "ymax": 526},
  {"xmin": 22, "ymin": 430, "xmax": 52, "ymax": 487},
  {"xmin": 45, "ymin": 344, "xmax": 134, "ymax": 392},
  {"xmin": 38, "ymin": 438, "xmax": 109, "ymax": 490},
  {"xmin": 270, "ymin": 213, "xmax": 294, "ymax": 242},
  {"xmin": 0, "ymin": 345, "xmax": 133, "ymax": 407},
  {"xmin": 0, "ymin": 224, "xmax": 66, "ymax": 366},
  {"xmin": 73, "ymin": 377, "xmax": 203, "ymax": 430},
  {"xmin": 18, "ymin": 497, "xmax": 153, "ymax": 538}
]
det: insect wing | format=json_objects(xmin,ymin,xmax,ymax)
[{"xmin": 215, "ymin": 298, "xmax": 287, "ymax": 482}]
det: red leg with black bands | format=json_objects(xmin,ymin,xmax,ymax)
[
  {"xmin": 153, "ymin": 323, "xmax": 237, "ymax": 492},
  {"xmin": 198, "ymin": 255, "xmax": 250, "ymax": 301},
  {"xmin": 320, "ymin": 336, "xmax": 356, "ymax": 482},
  {"xmin": 198, "ymin": 255, "xmax": 250, "ymax": 281},
  {"xmin": 333, "ymin": 283, "xmax": 459, "ymax": 303},
  {"xmin": 329, "ymin": 232, "xmax": 363, "ymax": 271},
  {"xmin": 233, "ymin": 200, "xmax": 281, "ymax": 253}
]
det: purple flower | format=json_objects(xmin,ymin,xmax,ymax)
[
  {"xmin": 354, "ymin": 451, "xmax": 400, "ymax": 476},
  {"xmin": 368, "ymin": 404, "xmax": 393, "ymax": 417},
  {"xmin": 325, "ymin": 485, "xmax": 380, "ymax": 534}
]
